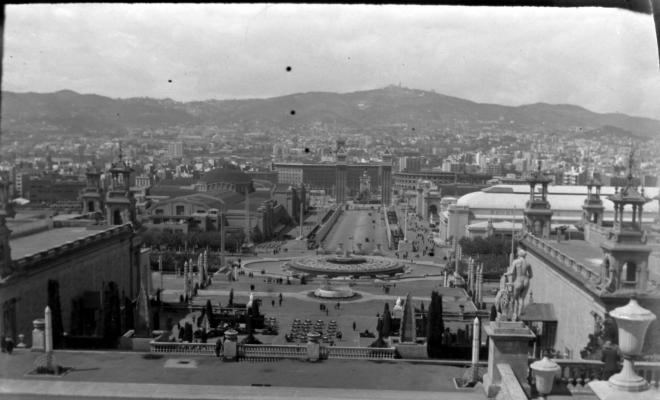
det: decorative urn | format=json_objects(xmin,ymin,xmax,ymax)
[
  {"xmin": 530, "ymin": 355, "xmax": 561, "ymax": 399},
  {"xmin": 607, "ymin": 298, "xmax": 657, "ymax": 392}
]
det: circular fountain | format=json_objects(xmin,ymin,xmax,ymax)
[
  {"xmin": 286, "ymin": 247, "xmax": 403, "ymax": 278},
  {"xmin": 312, "ymin": 277, "xmax": 356, "ymax": 299}
]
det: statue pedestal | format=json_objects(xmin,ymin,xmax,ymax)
[{"xmin": 482, "ymin": 321, "xmax": 535, "ymax": 398}]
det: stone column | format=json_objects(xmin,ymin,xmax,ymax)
[
  {"xmin": 471, "ymin": 317, "xmax": 481, "ymax": 381},
  {"xmin": 483, "ymin": 321, "xmax": 535, "ymax": 398},
  {"xmin": 223, "ymin": 329, "xmax": 238, "ymax": 361},
  {"xmin": 45, "ymin": 306, "xmax": 53, "ymax": 353},
  {"xmin": 306, "ymin": 331, "xmax": 321, "ymax": 362},
  {"xmin": 31, "ymin": 319, "xmax": 45, "ymax": 352}
]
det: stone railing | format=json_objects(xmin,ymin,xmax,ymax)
[
  {"xmin": 239, "ymin": 344, "xmax": 306, "ymax": 360},
  {"xmin": 149, "ymin": 341, "xmax": 216, "ymax": 355},
  {"xmin": 150, "ymin": 341, "xmax": 397, "ymax": 361},
  {"xmin": 496, "ymin": 363, "xmax": 528, "ymax": 400},
  {"xmin": 322, "ymin": 346, "xmax": 397, "ymax": 360},
  {"xmin": 636, "ymin": 361, "xmax": 660, "ymax": 389},
  {"xmin": 553, "ymin": 359, "xmax": 604, "ymax": 391},
  {"xmin": 525, "ymin": 358, "xmax": 660, "ymax": 393},
  {"xmin": 523, "ymin": 235, "xmax": 600, "ymax": 287}
]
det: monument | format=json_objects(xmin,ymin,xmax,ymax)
[{"xmin": 494, "ymin": 247, "xmax": 533, "ymax": 321}]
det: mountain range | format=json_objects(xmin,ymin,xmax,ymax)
[{"xmin": 2, "ymin": 86, "xmax": 659, "ymax": 139}]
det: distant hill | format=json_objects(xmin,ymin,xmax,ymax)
[{"xmin": 2, "ymin": 86, "xmax": 659, "ymax": 138}]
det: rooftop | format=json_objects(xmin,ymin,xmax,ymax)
[
  {"xmin": 10, "ymin": 224, "xmax": 124, "ymax": 260},
  {"xmin": 0, "ymin": 350, "xmax": 483, "ymax": 399}
]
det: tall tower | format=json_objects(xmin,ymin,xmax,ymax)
[
  {"xmin": 105, "ymin": 144, "xmax": 136, "ymax": 225},
  {"xmin": 523, "ymin": 160, "xmax": 553, "ymax": 239},
  {"xmin": 600, "ymin": 148, "xmax": 652, "ymax": 294},
  {"xmin": 582, "ymin": 175, "xmax": 604, "ymax": 226},
  {"xmin": 381, "ymin": 148, "xmax": 393, "ymax": 206},
  {"xmin": 0, "ymin": 174, "xmax": 13, "ymax": 278},
  {"xmin": 335, "ymin": 139, "xmax": 347, "ymax": 204},
  {"xmin": 81, "ymin": 163, "xmax": 104, "ymax": 215}
]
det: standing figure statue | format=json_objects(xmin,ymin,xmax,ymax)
[{"xmin": 503, "ymin": 248, "xmax": 533, "ymax": 320}]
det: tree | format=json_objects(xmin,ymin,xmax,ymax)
[
  {"xmin": 228, "ymin": 288, "xmax": 234, "ymax": 307},
  {"xmin": 47, "ymin": 280, "xmax": 64, "ymax": 349},
  {"xmin": 205, "ymin": 300, "xmax": 214, "ymax": 328},
  {"xmin": 382, "ymin": 303, "xmax": 392, "ymax": 338},
  {"xmin": 426, "ymin": 291, "xmax": 445, "ymax": 358}
]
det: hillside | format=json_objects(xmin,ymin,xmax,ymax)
[{"xmin": 2, "ymin": 86, "xmax": 658, "ymax": 138}]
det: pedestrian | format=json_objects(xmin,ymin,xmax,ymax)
[
  {"xmin": 601, "ymin": 340, "xmax": 622, "ymax": 379},
  {"xmin": 215, "ymin": 337, "xmax": 223, "ymax": 357},
  {"xmin": 352, "ymin": 322, "xmax": 356, "ymax": 331},
  {"xmin": 4, "ymin": 337, "xmax": 14, "ymax": 354},
  {"xmin": 325, "ymin": 309, "xmax": 329, "ymax": 316},
  {"xmin": 272, "ymin": 299, "xmax": 275, "ymax": 307}
]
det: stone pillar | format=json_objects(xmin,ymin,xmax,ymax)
[
  {"xmin": 45, "ymin": 306, "xmax": 53, "ymax": 353},
  {"xmin": 306, "ymin": 331, "xmax": 321, "ymax": 362},
  {"xmin": 31, "ymin": 319, "xmax": 45, "ymax": 352},
  {"xmin": 471, "ymin": 317, "xmax": 481, "ymax": 381},
  {"xmin": 483, "ymin": 321, "xmax": 535, "ymax": 398},
  {"xmin": 223, "ymin": 329, "xmax": 238, "ymax": 361}
]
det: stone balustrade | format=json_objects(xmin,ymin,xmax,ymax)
[
  {"xmin": 149, "ymin": 341, "xmax": 396, "ymax": 361},
  {"xmin": 526, "ymin": 358, "xmax": 660, "ymax": 392},
  {"xmin": 149, "ymin": 341, "xmax": 215, "ymax": 355},
  {"xmin": 523, "ymin": 235, "xmax": 600, "ymax": 287},
  {"xmin": 240, "ymin": 344, "xmax": 306, "ymax": 359},
  {"xmin": 636, "ymin": 361, "xmax": 660, "ymax": 389},
  {"xmin": 324, "ymin": 346, "xmax": 396, "ymax": 360}
]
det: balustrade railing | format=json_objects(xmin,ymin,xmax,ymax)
[
  {"xmin": 527, "ymin": 358, "xmax": 603, "ymax": 392},
  {"xmin": 325, "ymin": 346, "xmax": 396, "ymax": 359},
  {"xmin": 635, "ymin": 361, "xmax": 660, "ymax": 389},
  {"xmin": 240, "ymin": 344, "xmax": 306, "ymax": 359},
  {"xmin": 149, "ymin": 341, "xmax": 216, "ymax": 355},
  {"xmin": 526, "ymin": 358, "xmax": 660, "ymax": 392}
]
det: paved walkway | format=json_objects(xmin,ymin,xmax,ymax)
[{"xmin": 0, "ymin": 379, "xmax": 484, "ymax": 400}]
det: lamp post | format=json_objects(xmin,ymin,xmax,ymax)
[
  {"xmin": 530, "ymin": 353, "xmax": 561, "ymax": 399},
  {"xmin": 607, "ymin": 298, "xmax": 656, "ymax": 392}
]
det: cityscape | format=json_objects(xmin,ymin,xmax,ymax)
[{"xmin": 1, "ymin": 3, "xmax": 660, "ymax": 400}]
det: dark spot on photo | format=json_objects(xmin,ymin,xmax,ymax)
[{"xmin": 290, "ymin": 110, "xmax": 296, "ymax": 115}]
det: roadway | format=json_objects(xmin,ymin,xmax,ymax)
[{"xmin": 321, "ymin": 209, "xmax": 388, "ymax": 254}]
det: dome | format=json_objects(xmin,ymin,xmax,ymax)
[
  {"xmin": 200, "ymin": 168, "xmax": 252, "ymax": 185},
  {"xmin": 455, "ymin": 184, "xmax": 659, "ymax": 215}
]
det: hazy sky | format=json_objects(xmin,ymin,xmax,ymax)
[{"xmin": 4, "ymin": 4, "xmax": 660, "ymax": 119}]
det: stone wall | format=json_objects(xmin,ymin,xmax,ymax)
[
  {"xmin": 521, "ymin": 240, "xmax": 607, "ymax": 357},
  {"xmin": 0, "ymin": 227, "xmax": 137, "ymax": 346}
]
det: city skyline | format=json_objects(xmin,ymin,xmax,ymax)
[{"xmin": 3, "ymin": 4, "xmax": 660, "ymax": 120}]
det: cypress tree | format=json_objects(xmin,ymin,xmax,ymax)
[
  {"xmin": 228, "ymin": 288, "xmax": 234, "ymax": 307},
  {"xmin": 205, "ymin": 299, "xmax": 214, "ymax": 328},
  {"xmin": 47, "ymin": 280, "xmax": 64, "ymax": 349},
  {"xmin": 382, "ymin": 303, "xmax": 392, "ymax": 338},
  {"xmin": 426, "ymin": 291, "xmax": 444, "ymax": 358}
]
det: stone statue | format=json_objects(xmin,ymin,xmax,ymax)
[
  {"xmin": 503, "ymin": 248, "xmax": 533, "ymax": 320},
  {"xmin": 494, "ymin": 274, "xmax": 513, "ymax": 321}
]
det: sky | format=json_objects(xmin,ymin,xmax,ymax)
[{"xmin": 3, "ymin": 3, "xmax": 660, "ymax": 119}]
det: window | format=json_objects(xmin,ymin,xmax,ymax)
[
  {"xmin": 155, "ymin": 209, "xmax": 164, "ymax": 215},
  {"xmin": 175, "ymin": 205, "xmax": 185, "ymax": 216}
]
